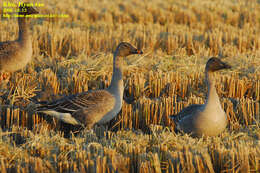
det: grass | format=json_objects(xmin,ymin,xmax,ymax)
[{"xmin": 0, "ymin": 0, "xmax": 259, "ymax": 172}]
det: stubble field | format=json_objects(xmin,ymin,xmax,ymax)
[{"xmin": 0, "ymin": 0, "xmax": 259, "ymax": 172}]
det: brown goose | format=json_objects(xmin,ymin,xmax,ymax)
[
  {"xmin": 170, "ymin": 57, "xmax": 231, "ymax": 137},
  {"xmin": 37, "ymin": 42, "xmax": 143, "ymax": 129},
  {"xmin": 0, "ymin": 3, "xmax": 38, "ymax": 81}
]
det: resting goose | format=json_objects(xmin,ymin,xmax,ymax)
[
  {"xmin": 37, "ymin": 42, "xmax": 143, "ymax": 129},
  {"xmin": 0, "ymin": 3, "xmax": 38, "ymax": 81},
  {"xmin": 170, "ymin": 57, "xmax": 231, "ymax": 137}
]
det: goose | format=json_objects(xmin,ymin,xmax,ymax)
[
  {"xmin": 170, "ymin": 57, "xmax": 231, "ymax": 137},
  {"xmin": 37, "ymin": 42, "xmax": 143, "ymax": 129},
  {"xmin": 0, "ymin": 3, "xmax": 38, "ymax": 81}
]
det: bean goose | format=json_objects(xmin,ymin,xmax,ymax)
[
  {"xmin": 170, "ymin": 57, "xmax": 231, "ymax": 137},
  {"xmin": 0, "ymin": 3, "xmax": 38, "ymax": 81},
  {"xmin": 37, "ymin": 42, "xmax": 143, "ymax": 129}
]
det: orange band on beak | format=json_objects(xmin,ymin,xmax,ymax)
[{"xmin": 137, "ymin": 50, "xmax": 143, "ymax": 54}]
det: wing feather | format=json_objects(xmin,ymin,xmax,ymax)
[
  {"xmin": 0, "ymin": 41, "xmax": 18, "ymax": 57},
  {"xmin": 37, "ymin": 89, "xmax": 116, "ymax": 127},
  {"xmin": 170, "ymin": 104, "xmax": 202, "ymax": 123}
]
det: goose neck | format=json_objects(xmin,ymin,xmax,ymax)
[
  {"xmin": 108, "ymin": 52, "xmax": 124, "ymax": 98},
  {"xmin": 18, "ymin": 17, "xmax": 31, "ymax": 44},
  {"xmin": 205, "ymin": 71, "xmax": 220, "ymax": 106}
]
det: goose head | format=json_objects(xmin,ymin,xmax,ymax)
[
  {"xmin": 18, "ymin": 3, "xmax": 38, "ymax": 15},
  {"xmin": 206, "ymin": 57, "xmax": 231, "ymax": 72},
  {"xmin": 115, "ymin": 42, "xmax": 143, "ymax": 57}
]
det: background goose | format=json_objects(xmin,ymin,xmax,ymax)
[
  {"xmin": 0, "ymin": 3, "xmax": 38, "ymax": 81},
  {"xmin": 37, "ymin": 42, "xmax": 143, "ymax": 129},
  {"xmin": 170, "ymin": 57, "xmax": 231, "ymax": 137}
]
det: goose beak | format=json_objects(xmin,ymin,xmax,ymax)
[
  {"xmin": 131, "ymin": 49, "xmax": 143, "ymax": 54},
  {"xmin": 23, "ymin": 6, "xmax": 39, "ymax": 15},
  {"xmin": 29, "ymin": 7, "xmax": 39, "ymax": 14},
  {"xmin": 222, "ymin": 62, "xmax": 231, "ymax": 69}
]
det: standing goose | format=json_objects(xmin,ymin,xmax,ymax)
[
  {"xmin": 170, "ymin": 57, "xmax": 231, "ymax": 137},
  {"xmin": 0, "ymin": 3, "xmax": 38, "ymax": 81},
  {"xmin": 37, "ymin": 42, "xmax": 143, "ymax": 129}
]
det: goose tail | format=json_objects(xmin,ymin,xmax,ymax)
[
  {"xmin": 170, "ymin": 115, "xmax": 182, "ymax": 133},
  {"xmin": 169, "ymin": 114, "xmax": 178, "ymax": 123}
]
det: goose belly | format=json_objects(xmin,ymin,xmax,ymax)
[
  {"xmin": 1, "ymin": 43, "xmax": 32, "ymax": 72},
  {"xmin": 10, "ymin": 49, "xmax": 32, "ymax": 72},
  {"xmin": 194, "ymin": 107, "xmax": 227, "ymax": 136},
  {"xmin": 97, "ymin": 99, "xmax": 122, "ymax": 125}
]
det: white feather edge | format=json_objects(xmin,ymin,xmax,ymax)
[{"xmin": 38, "ymin": 110, "xmax": 81, "ymax": 126}]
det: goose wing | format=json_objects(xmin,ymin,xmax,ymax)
[
  {"xmin": 37, "ymin": 90, "xmax": 116, "ymax": 127},
  {"xmin": 0, "ymin": 41, "xmax": 19, "ymax": 65},
  {"xmin": 170, "ymin": 104, "xmax": 203, "ymax": 123},
  {"xmin": 0, "ymin": 41, "xmax": 17, "ymax": 55},
  {"xmin": 38, "ymin": 90, "xmax": 115, "ymax": 113}
]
